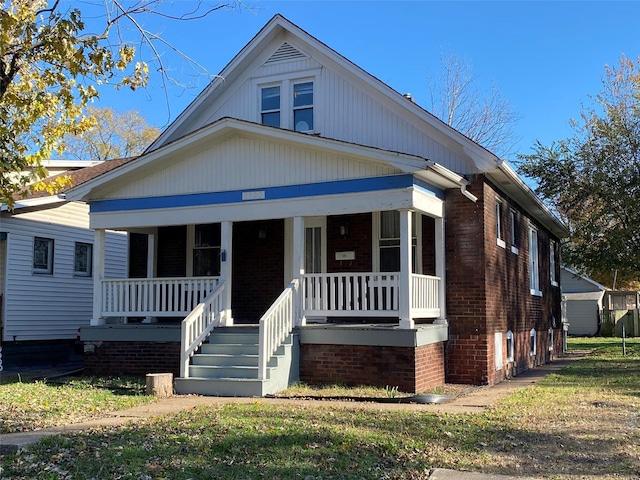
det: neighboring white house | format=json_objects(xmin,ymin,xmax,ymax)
[
  {"xmin": 0, "ymin": 160, "xmax": 131, "ymax": 368},
  {"xmin": 561, "ymin": 266, "xmax": 608, "ymax": 336}
]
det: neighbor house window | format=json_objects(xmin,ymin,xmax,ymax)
[
  {"xmin": 496, "ymin": 201, "xmax": 505, "ymax": 248},
  {"xmin": 261, "ymin": 85, "xmax": 281, "ymax": 127},
  {"xmin": 378, "ymin": 211, "xmax": 418, "ymax": 272},
  {"xmin": 293, "ymin": 81, "xmax": 313, "ymax": 132},
  {"xmin": 510, "ymin": 209, "xmax": 519, "ymax": 254},
  {"xmin": 33, "ymin": 237, "xmax": 54, "ymax": 274},
  {"xmin": 193, "ymin": 224, "xmax": 221, "ymax": 277},
  {"xmin": 529, "ymin": 227, "xmax": 541, "ymax": 296},
  {"xmin": 74, "ymin": 242, "xmax": 93, "ymax": 276},
  {"xmin": 506, "ymin": 330, "xmax": 514, "ymax": 363},
  {"xmin": 550, "ymin": 240, "xmax": 558, "ymax": 286},
  {"xmin": 530, "ymin": 328, "xmax": 537, "ymax": 356}
]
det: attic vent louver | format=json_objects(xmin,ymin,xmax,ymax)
[{"xmin": 266, "ymin": 42, "xmax": 306, "ymax": 63}]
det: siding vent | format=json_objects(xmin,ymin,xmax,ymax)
[{"xmin": 266, "ymin": 42, "xmax": 307, "ymax": 63}]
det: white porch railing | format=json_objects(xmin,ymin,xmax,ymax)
[
  {"xmin": 302, "ymin": 273, "xmax": 400, "ymax": 316},
  {"xmin": 411, "ymin": 274, "xmax": 441, "ymax": 318},
  {"xmin": 258, "ymin": 279, "xmax": 299, "ymax": 381},
  {"xmin": 302, "ymin": 272, "xmax": 440, "ymax": 318},
  {"xmin": 101, "ymin": 277, "xmax": 219, "ymax": 317},
  {"xmin": 180, "ymin": 282, "xmax": 226, "ymax": 378}
]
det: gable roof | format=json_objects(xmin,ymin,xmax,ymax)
[{"xmin": 5, "ymin": 157, "xmax": 134, "ymax": 211}]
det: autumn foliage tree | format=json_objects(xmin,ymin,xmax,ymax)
[
  {"xmin": 60, "ymin": 107, "xmax": 160, "ymax": 161},
  {"xmin": 518, "ymin": 54, "xmax": 640, "ymax": 288},
  {"xmin": 0, "ymin": 0, "xmax": 236, "ymax": 209}
]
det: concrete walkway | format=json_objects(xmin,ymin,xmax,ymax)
[{"xmin": 0, "ymin": 355, "xmax": 580, "ymax": 478}]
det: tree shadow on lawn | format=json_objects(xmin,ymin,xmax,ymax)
[{"xmin": 2, "ymin": 404, "xmax": 638, "ymax": 479}]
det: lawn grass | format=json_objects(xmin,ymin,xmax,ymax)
[
  {"xmin": 1, "ymin": 338, "xmax": 639, "ymax": 479},
  {"xmin": 0, "ymin": 376, "xmax": 154, "ymax": 434}
]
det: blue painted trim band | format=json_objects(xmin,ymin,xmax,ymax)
[{"xmin": 90, "ymin": 174, "xmax": 442, "ymax": 213}]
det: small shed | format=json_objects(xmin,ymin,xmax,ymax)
[{"xmin": 561, "ymin": 267, "xmax": 608, "ymax": 336}]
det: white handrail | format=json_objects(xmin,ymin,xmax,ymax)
[
  {"xmin": 258, "ymin": 279, "xmax": 299, "ymax": 381},
  {"xmin": 102, "ymin": 277, "xmax": 219, "ymax": 317},
  {"xmin": 180, "ymin": 282, "xmax": 226, "ymax": 378}
]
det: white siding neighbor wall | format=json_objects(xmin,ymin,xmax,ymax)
[{"xmin": 2, "ymin": 202, "xmax": 127, "ymax": 341}]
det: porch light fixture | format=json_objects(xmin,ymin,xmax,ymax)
[
  {"xmin": 258, "ymin": 228, "xmax": 267, "ymax": 239},
  {"xmin": 339, "ymin": 223, "xmax": 349, "ymax": 236}
]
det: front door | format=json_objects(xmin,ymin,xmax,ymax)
[{"xmin": 304, "ymin": 217, "xmax": 326, "ymax": 323}]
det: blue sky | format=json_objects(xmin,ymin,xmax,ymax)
[{"xmin": 93, "ymin": 1, "xmax": 640, "ymax": 161}]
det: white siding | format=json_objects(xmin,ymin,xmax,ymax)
[
  {"xmin": 2, "ymin": 203, "xmax": 127, "ymax": 341},
  {"xmin": 561, "ymin": 268, "xmax": 606, "ymax": 293},
  {"xmin": 101, "ymin": 136, "xmax": 399, "ymax": 200},
  {"xmin": 159, "ymin": 35, "xmax": 477, "ymax": 177}
]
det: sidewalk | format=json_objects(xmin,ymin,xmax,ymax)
[{"xmin": 0, "ymin": 356, "xmax": 579, "ymax": 478}]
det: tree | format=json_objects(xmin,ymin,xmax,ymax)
[
  {"xmin": 518, "ymin": 54, "xmax": 640, "ymax": 288},
  {"xmin": 60, "ymin": 107, "xmax": 160, "ymax": 161},
  {"xmin": 0, "ymin": 0, "xmax": 238, "ymax": 209},
  {"xmin": 427, "ymin": 52, "xmax": 522, "ymax": 159}
]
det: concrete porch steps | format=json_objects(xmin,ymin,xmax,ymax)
[{"xmin": 174, "ymin": 326, "xmax": 298, "ymax": 397}]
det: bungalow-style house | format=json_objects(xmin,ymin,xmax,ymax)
[
  {"xmin": 65, "ymin": 15, "xmax": 568, "ymax": 396},
  {"xmin": 0, "ymin": 160, "xmax": 130, "ymax": 368}
]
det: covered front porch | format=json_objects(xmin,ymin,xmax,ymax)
[{"xmin": 87, "ymin": 206, "xmax": 449, "ymax": 394}]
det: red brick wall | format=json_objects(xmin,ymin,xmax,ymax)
[
  {"xmin": 299, "ymin": 342, "xmax": 445, "ymax": 393},
  {"xmin": 445, "ymin": 175, "xmax": 563, "ymax": 385},
  {"xmin": 326, "ymin": 213, "xmax": 372, "ymax": 272},
  {"xmin": 84, "ymin": 341, "xmax": 181, "ymax": 377}
]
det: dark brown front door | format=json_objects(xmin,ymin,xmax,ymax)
[{"xmin": 231, "ymin": 219, "xmax": 285, "ymax": 323}]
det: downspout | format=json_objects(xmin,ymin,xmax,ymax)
[{"xmin": 460, "ymin": 181, "xmax": 478, "ymax": 203}]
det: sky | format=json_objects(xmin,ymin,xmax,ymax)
[{"xmin": 90, "ymin": 0, "xmax": 640, "ymax": 162}]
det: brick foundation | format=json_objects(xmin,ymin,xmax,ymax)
[
  {"xmin": 299, "ymin": 342, "xmax": 445, "ymax": 393},
  {"xmin": 84, "ymin": 341, "xmax": 181, "ymax": 377}
]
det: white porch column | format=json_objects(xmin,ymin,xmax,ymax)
[
  {"xmin": 91, "ymin": 228, "xmax": 106, "ymax": 326},
  {"xmin": 221, "ymin": 221, "xmax": 233, "ymax": 326},
  {"xmin": 399, "ymin": 209, "xmax": 414, "ymax": 329},
  {"xmin": 434, "ymin": 216, "xmax": 448, "ymax": 324},
  {"xmin": 143, "ymin": 233, "xmax": 156, "ymax": 324},
  {"xmin": 292, "ymin": 216, "xmax": 306, "ymax": 326}
]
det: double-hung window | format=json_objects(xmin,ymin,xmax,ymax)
[
  {"xmin": 193, "ymin": 224, "xmax": 221, "ymax": 277},
  {"xmin": 260, "ymin": 80, "xmax": 314, "ymax": 132},
  {"xmin": 74, "ymin": 242, "xmax": 93, "ymax": 276},
  {"xmin": 33, "ymin": 237, "xmax": 54, "ymax": 274},
  {"xmin": 529, "ymin": 226, "xmax": 541, "ymax": 296},
  {"xmin": 378, "ymin": 211, "xmax": 418, "ymax": 272},
  {"xmin": 510, "ymin": 209, "xmax": 519, "ymax": 254},
  {"xmin": 293, "ymin": 81, "xmax": 313, "ymax": 132},
  {"xmin": 261, "ymin": 86, "xmax": 281, "ymax": 127},
  {"xmin": 550, "ymin": 240, "xmax": 558, "ymax": 286},
  {"xmin": 496, "ymin": 201, "xmax": 505, "ymax": 248}
]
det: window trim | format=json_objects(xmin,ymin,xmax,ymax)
[
  {"xmin": 529, "ymin": 226, "xmax": 541, "ymax": 296},
  {"xmin": 74, "ymin": 242, "xmax": 93, "ymax": 277},
  {"xmin": 33, "ymin": 237, "xmax": 54, "ymax": 275}
]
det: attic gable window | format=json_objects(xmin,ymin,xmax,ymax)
[
  {"xmin": 293, "ymin": 81, "xmax": 313, "ymax": 132},
  {"xmin": 261, "ymin": 86, "xmax": 281, "ymax": 127}
]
